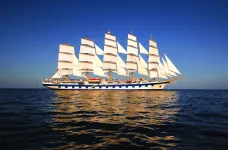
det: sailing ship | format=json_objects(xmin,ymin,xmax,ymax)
[{"xmin": 42, "ymin": 29, "xmax": 183, "ymax": 90}]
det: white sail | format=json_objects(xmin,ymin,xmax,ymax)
[
  {"xmin": 81, "ymin": 38, "xmax": 94, "ymax": 47},
  {"xmin": 128, "ymin": 34, "xmax": 137, "ymax": 41},
  {"xmin": 150, "ymin": 40, "xmax": 157, "ymax": 48},
  {"xmin": 158, "ymin": 70, "xmax": 168, "ymax": 79},
  {"xmin": 79, "ymin": 45, "xmax": 95, "ymax": 55},
  {"xmin": 79, "ymin": 38, "xmax": 96, "ymax": 72},
  {"xmin": 139, "ymin": 54, "xmax": 147, "ymax": 68},
  {"xmin": 73, "ymin": 55, "xmax": 81, "ymax": 77},
  {"xmin": 117, "ymin": 42, "xmax": 127, "ymax": 54},
  {"xmin": 136, "ymin": 58, "xmax": 148, "ymax": 76},
  {"xmin": 157, "ymin": 59, "xmax": 168, "ymax": 79},
  {"xmin": 59, "ymin": 44, "xmax": 74, "ymax": 54},
  {"xmin": 127, "ymin": 34, "xmax": 138, "ymax": 73},
  {"xmin": 139, "ymin": 43, "xmax": 148, "ymax": 54},
  {"xmin": 164, "ymin": 54, "xmax": 181, "ymax": 74},
  {"xmin": 116, "ymin": 54, "xmax": 127, "ymax": 76},
  {"xmin": 117, "ymin": 55, "xmax": 127, "ymax": 68},
  {"xmin": 103, "ymin": 33, "xmax": 117, "ymax": 72},
  {"xmin": 148, "ymin": 39, "xmax": 159, "ymax": 79},
  {"xmin": 116, "ymin": 67, "xmax": 127, "ymax": 76},
  {"xmin": 57, "ymin": 44, "xmax": 74, "ymax": 75},
  {"xmin": 128, "ymin": 39, "xmax": 138, "ymax": 47},
  {"xmin": 149, "ymin": 46, "xmax": 159, "ymax": 56},
  {"xmin": 95, "ymin": 44, "xmax": 104, "ymax": 55},
  {"xmin": 157, "ymin": 60, "xmax": 168, "ymax": 79},
  {"xmin": 93, "ymin": 54, "xmax": 105, "ymax": 77},
  {"xmin": 51, "ymin": 70, "xmax": 62, "ymax": 78},
  {"xmin": 150, "ymin": 69, "xmax": 158, "ymax": 78},
  {"xmin": 162, "ymin": 57, "xmax": 175, "ymax": 77},
  {"xmin": 127, "ymin": 46, "xmax": 138, "ymax": 56},
  {"xmin": 58, "ymin": 53, "xmax": 73, "ymax": 62},
  {"xmin": 106, "ymin": 33, "xmax": 116, "ymax": 41}
]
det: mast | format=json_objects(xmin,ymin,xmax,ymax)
[
  {"xmin": 103, "ymin": 29, "xmax": 118, "ymax": 82},
  {"xmin": 79, "ymin": 34, "xmax": 96, "ymax": 79},
  {"xmin": 148, "ymin": 35, "xmax": 159, "ymax": 80},
  {"xmin": 57, "ymin": 43, "xmax": 75, "ymax": 80},
  {"xmin": 126, "ymin": 30, "xmax": 138, "ymax": 81}
]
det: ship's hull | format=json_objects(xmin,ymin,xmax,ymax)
[{"xmin": 42, "ymin": 81, "xmax": 170, "ymax": 90}]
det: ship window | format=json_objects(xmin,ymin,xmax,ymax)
[
  {"xmin": 113, "ymin": 86, "xmax": 115, "ymax": 88},
  {"xmin": 145, "ymin": 85, "xmax": 148, "ymax": 87},
  {"xmin": 106, "ymin": 86, "xmax": 108, "ymax": 88},
  {"xmin": 58, "ymin": 86, "xmax": 61, "ymax": 88},
  {"xmin": 126, "ymin": 86, "xmax": 128, "ymax": 88},
  {"xmin": 86, "ymin": 86, "xmax": 88, "ymax": 88},
  {"xmin": 119, "ymin": 86, "xmax": 121, "ymax": 88},
  {"xmin": 72, "ymin": 86, "xmax": 74, "ymax": 88},
  {"xmin": 65, "ymin": 86, "xmax": 68, "ymax": 88},
  {"xmin": 79, "ymin": 86, "xmax": 81, "ymax": 88},
  {"xmin": 99, "ymin": 86, "xmax": 102, "ymax": 88},
  {"xmin": 139, "ymin": 85, "xmax": 141, "ymax": 87},
  {"xmin": 132, "ymin": 85, "xmax": 135, "ymax": 88}
]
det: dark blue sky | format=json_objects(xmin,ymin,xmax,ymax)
[{"xmin": 0, "ymin": 0, "xmax": 228, "ymax": 89}]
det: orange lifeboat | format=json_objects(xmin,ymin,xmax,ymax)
[{"xmin": 88, "ymin": 78, "xmax": 101, "ymax": 83}]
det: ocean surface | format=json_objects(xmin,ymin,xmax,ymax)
[{"xmin": 0, "ymin": 89, "xmax": 228, "ymax": 149}]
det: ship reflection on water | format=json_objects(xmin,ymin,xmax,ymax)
[{"xmin": 50, "ymin": 90, "xmax": 180, "ymax": 149}]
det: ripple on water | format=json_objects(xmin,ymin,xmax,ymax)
[{"xmin": 0, "ymin": 89, "xmax": 228, "ymax": 149}]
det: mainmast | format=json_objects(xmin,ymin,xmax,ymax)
[
  {"xmin": 79, "ymin": 34, "xmax": 96, "ymax": 79},
  {"xmin": 103, "ymin": 29, "xmax": 118, "ymax": 82},
  {"xmin": 57, "ymin": 43, "xmax": 75, "ymax": 80},
  {"xmin": 126, "ymin": 29, "xmax": 138, "ymax": 81},
  {"xmin": 148, "ymin": 35, "xmax": 159, "ymax": 80}
]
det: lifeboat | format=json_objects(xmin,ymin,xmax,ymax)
[
  {"xmin": 126, "ymin": 80, "xmax": 132, "ymax": 83},
  {"xmin": 88, "ymin": 78, "xmax": 101, "ymax": 83}
]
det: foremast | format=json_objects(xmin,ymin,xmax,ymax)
[
  {"xmin": 103, "ymin": 29, "xmax": 118, "ymax": 82},
  {"xmin": 126, "ymin": 30, "xmax": 138, "ymax": 81},
  {"xmin": 56, "ymin": 43, "xmax": 75, "ymax": 80},
  {"xmin": 148, "ymin": 36, "xmax": 161, "ymax": 81},
  {"xmin": 79, "ymin": 34, "xmax": 96, "ymax": 79}
]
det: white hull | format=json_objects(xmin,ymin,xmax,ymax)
[{"xmin": 42, "ymin": 81, "xmax": 169, "ymax": 90}]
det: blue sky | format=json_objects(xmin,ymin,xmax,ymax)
[{"xmin": 0, "ymin": 0, "xmax": 228, "ymax": 89}]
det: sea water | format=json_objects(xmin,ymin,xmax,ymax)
[{"xmin": 0, "ymin": 89, "xmax": 228, "ymax": 149}]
